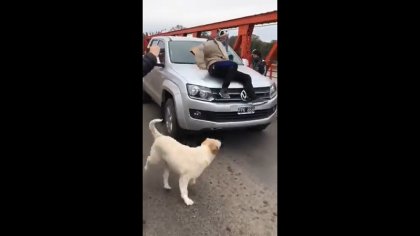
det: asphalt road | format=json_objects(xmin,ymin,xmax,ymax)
[{"xmin": 142, "ymin": 102, "xmax": 278, "ymax": 236}]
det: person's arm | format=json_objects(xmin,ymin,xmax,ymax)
[
  {"xmin": 143, "ymin": 45, "xmax": 160, "ymax": 77},
  {"xmin": 143, "ymin": 53, "xmax": 157, "ymax": 77}
]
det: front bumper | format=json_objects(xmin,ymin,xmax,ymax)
[{"xmin": 177, "ymin": 95, "xmax": 278, "ymax": 131}]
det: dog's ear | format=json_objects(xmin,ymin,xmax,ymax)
[
  {"xmin": 209, "ymin": 141, "xmax": 219, "ymax": 155},
  {"xmin": 207, "ymin": 140, "xmax": 219, "ymax": 155},
  {"xmin": 202, "ymin": 139, "xmax": 219, "ymax": 155}
]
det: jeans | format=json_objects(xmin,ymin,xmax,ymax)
[{"xmin": 208, "ymin": 60, "xmax": 257, "ymax": 99}]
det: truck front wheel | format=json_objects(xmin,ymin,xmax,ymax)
[{"xmin": 163, "ymin": 98, "xmax": 184, "ymax": 138}]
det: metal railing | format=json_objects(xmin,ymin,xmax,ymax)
[{"xmin": 266, "ymin": 63, "xmax": 277, "ymax": 80}]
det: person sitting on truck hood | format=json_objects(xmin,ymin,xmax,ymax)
[
  {"xmin": 190, "ymin": 44, "xmax": 207, "ymax": 70},
  {"xmin": 203, "ymin": 29, "xmax": 263, "ymax": 102},
  {"xmin": 143, "ymin": 45, "xmax": 160, "ymax": 77}
]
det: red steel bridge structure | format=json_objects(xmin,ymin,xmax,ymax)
[{"xmin": 143, "ymin": 11, "xmax": 277, "ymax": 77}]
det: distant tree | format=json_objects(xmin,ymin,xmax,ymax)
[
  {"xmin": 200, "ymin": 31, "xmax": 211, "ymax": 39},
  {"xmin": 228, "ymin": 36, "xmax": 237, "ymax": 47},
  {"xmin": 144, "ymin": 25, "xmax": 186, "ymax": 36},
  {"xmin": 225, "ymin": 34, "xmax": 275, "ymax": 59},
  {"xmin": 169, "ymin": 25, "xmax": 186, "ymax": 31},
  {"xmin": 251, "ymin": 35, "xmax": 264, "ymax": 56}
]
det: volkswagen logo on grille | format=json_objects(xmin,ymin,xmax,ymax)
[{"xmin": 240, "ymin": 90, "xmax": 248, "ymax": 101}]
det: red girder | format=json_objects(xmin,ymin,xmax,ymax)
[
  {"xmin": 234, "ymin": 24, "xmax": 254, "ymax": 65},
  {"xmin": 265, "ymin": 42, "xmax": 277, "ymax": 68},
  {"xmin": 144, "ymin": 11, "xmax": 276, "ymax": 40},
  {"xmin": 143, "ymin": 11, "xmax": 277, "ymax": 69}
]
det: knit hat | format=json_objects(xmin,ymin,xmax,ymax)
[{"xmin": 218, "ymin": 29, "xmax": 228, "ymax": 38}]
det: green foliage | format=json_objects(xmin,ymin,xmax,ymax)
[
  {"xmin": 228, "ymin": 35, "xmax": 276, "ymax": 60},
  {"xmin": 200, "ymin": 31, "xmax": 211, "ymax": 39}
]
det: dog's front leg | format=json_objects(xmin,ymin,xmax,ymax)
[
  {"xmin": 144, "ymin": 156, "xmax": 150, "ymax": 171},
  {"xmin": 179, "ymin": 175, "xmax": 194, "ymax": 206},
  {"xmin": 163, "ymin": 167, "xmax": 171, "ymax": 190}
]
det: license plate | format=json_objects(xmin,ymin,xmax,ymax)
[{"xmin": 238, "ymin": 106, "xmax": 255, "ymax": 115}]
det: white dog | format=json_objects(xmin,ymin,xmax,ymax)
[{"xmin": 144, "ymin": 119, "xmax": 221, "ymax": 206}]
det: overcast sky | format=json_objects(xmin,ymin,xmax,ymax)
[{"xmin": 143, "ymin": 0, "xmax": 277, "ymax": 42}]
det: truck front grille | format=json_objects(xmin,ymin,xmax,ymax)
[{"xmin": 210, "ymin": 87, "xmax": 271, "ymax": 103}]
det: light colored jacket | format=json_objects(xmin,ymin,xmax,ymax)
[
  {"xmin": 203, "ymin": 39, "xmax": 229, "ymax": 69},
  {"xmin": 190, "ymin": 44, "xmax": 207, "ymax": 70}
]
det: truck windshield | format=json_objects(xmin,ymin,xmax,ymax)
[{"xmin": 168, "ymin": 41, "xmax": 244, "ymax": 65}]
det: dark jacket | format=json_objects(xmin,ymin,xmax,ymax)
[
  {"xmin": 143, "ymin": 53, "xmax": 157, "ymax": 77},
  {"xmin": 252, "ymin": 57, "xmax": 266, "ymax": 75}
]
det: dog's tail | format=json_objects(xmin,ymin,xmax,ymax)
[{"xmin": 149, "ymin": 119, "xmax": 163, "ymax": 139}]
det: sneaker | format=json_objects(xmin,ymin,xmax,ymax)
[{"xmin": 219, "ymin": 89, "xmax": 230, "ymax": 99}]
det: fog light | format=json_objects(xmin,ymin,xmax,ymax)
[
  {"xmin": 190, "ymin": 109, "xmax": 207, "ymax": 119},
  {"xmin": 193, "ymin": 110, "xmax": 201, "ymax": 117}
]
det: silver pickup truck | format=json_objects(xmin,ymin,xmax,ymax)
[{"xmin": 143, "ymin": 36, "xmax": 277, "ymax": 138}]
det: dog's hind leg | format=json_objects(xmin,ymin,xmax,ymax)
[
  {"xmin": 163, "ymin": 167, "xmax": 171, "ymax": 190},
  {"xmin": 179, "ymin": 175, "xmax": 194, "ymax": 206},
  {"xmin": 144, "ymin": 153, "xmax": 160, "ymax": 171}
]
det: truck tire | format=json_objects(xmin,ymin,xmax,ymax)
[{"xmin": 163, "ymin": 98, "xmax": 184, "ymax": 138}]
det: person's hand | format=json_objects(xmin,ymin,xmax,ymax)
[{"xmin": 149, "ymin": 45, "xmax": 160, "ymax": 57}]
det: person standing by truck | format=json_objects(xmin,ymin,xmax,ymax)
[
  {"xmin": 251, "ymin": 49, "xmax": 267, "ymax": 75},
  {"xmin": 143, "ymin": 45, "xmax": 160, "ymax": 77}
]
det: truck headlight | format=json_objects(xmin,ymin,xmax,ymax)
[
  {"xmin": 187, "ymin": 84, "xmax": 214, "ymax": 101},
  {"xmin": 270, "ymin": 83, "xmax": 277, "ymax": 98},
  {"xmin": 188, "ymin": 85, "xmax": 200, "ymax": 96}
]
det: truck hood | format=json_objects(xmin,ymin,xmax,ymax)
[{"xmin": 170, "ymin": 64, "xmax": 273, "ymax": 88}]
